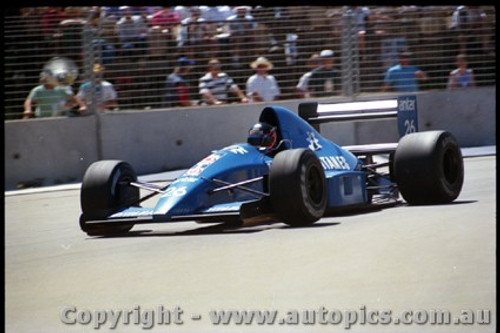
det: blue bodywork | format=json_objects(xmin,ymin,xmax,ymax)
[{"xmin": 110, "ymin": 106, "xmax": 369, "ymax": 222}]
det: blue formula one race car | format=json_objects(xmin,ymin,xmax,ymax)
[{"xmin": 79, "ymin": 96, "xmax": 464, "ymax": 236}]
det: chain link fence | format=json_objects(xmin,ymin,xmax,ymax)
[{"xmin": 4, "ymin": 6, "xmax": 496, "ymax": 120}]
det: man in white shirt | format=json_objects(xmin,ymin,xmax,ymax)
[
  {"xmin": 199, "ymin": 58, "xmax": 248, "ymax": 105},
  {"xmin": 246, "ymin": 57, "xmax": 280, "ymax": 102},
  {"xmin": 77, "ymin": 64, "xmax": 118, "ymax": 114}
]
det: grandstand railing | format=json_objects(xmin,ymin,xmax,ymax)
[{"xmin": 4, "ymin": 6, "xmax": 496, "ymax": 120}]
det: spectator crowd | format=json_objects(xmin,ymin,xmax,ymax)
[{"xmin": 4, "ymin": 5, "xmax": 496, "ymax": 119}]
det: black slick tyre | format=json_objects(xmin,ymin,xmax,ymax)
[
  {"xmin": 269, "ymin": 149, "xmax": 327, "ymax": 226},
  {"xmin": 80, "ymin": 160, "xmax": 139, "ymax": 235},
  {"xmin": 393, "ymin": 130, "xmax": 464, "ymax": 204}
]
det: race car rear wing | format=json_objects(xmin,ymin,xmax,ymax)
[{"xmin": 298, "ymin": 95, "xmax": 418, "ymax": 138}]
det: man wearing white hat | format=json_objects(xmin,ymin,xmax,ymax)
[
  {"xmin": 246, "ymin": 57, "xmax": 281, "ymax": 102},
  {"xmin": 296, "ymin": 52, "xmax": 321, "ymax": 98}
]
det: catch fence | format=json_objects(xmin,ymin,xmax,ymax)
[{"xmin": 4, "ymin": 6, "xmax": 496, "ymax": 119}]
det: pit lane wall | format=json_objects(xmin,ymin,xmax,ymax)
[{"xmin": 5, "ymin": 87, "xmax": 495, "ymax": 190}]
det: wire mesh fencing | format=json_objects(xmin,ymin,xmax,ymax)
[{"xmin": 4, "ymin": 6, "xmax": 496, "ymax": 120}]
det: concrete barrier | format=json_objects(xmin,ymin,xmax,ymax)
[
  {"xmin": 4, "ymin": 87, "xmax": 495, "ymax": 190},
  {"xmin": 5, "ymin": 116, "xmax": 98, "ymax": 190},
  {"xmin": 417, "ymin": 88, "xmax": 496, "ymax": 147},
  {"xmin": 99, "ymin": 103, "xmax": 261, "ymax": 175}
]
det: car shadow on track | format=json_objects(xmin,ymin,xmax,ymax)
[
  {"xmin": 398, "ymin": 199, "xmax": 477, "ymax": 207},
  {"xmin": 94, "ymin": 221, "xmax": 341, "ymax": 239},
  {"xmin": 91, "ymin": 200, "xmax": 477, "ymax": 239},
  {"xmin": 92, "ymin": 202, "xmax": 406, "ymax": 239}
]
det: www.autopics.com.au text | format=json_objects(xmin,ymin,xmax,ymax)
[{"xmin": 59, "ymin": 305, "xmax": 492, "ymax": 330}]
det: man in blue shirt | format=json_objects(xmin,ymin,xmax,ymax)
[
  {"xmin": 382, "ymin": 51, "xmax": 428, "ymax": 92},
  {"xmin": 164, "ymin": 57, "xmax": 196, "ymax": 107}
]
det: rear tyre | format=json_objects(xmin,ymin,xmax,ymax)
[
  {"xmin": 269, "ymin": 149, "xmax": 327, "ymax": 226},
  {"xmin": 393, "ymin": 131, "xmax": 464, "ymax": 204},
  {"xmin": 80, "ymin": 160, "xmax": 140, "ymax": 235}
]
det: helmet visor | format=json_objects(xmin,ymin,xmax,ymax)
[{"xmin": 247, "ymin": 124, "xmax": 276, "ymax": 148}]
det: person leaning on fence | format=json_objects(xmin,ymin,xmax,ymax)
[
  {"xmin": 77, "ymin": 64, "xmax": 118, "ymax": 114},
  {"xmin": 246, "ymin": 57, "xmax": 281, "ymax": 103},
  {"xmin": 23, "ymin": 70, "xmax": 82, "ymax": 119},
  {"xmin": 382, "ymin": 51, "xmax": 428, "ymax": 92},
  {"xmin": 198, "ymin": 58, "xmax": 248, "ymax": 105},
  {"xmin": 164, "ymin": 57, "xmax": 196, "ymax": 107},
  {"xmin": 296, "ymin": 53, "xmax": 321, "ymax": 98},
  {"xmin": 308, "ymin": 49, "xmax": 341, "ymax": 98},
  {"xmin": 447, "ymin": 53, "xmax": 476, "ymax": 90}
]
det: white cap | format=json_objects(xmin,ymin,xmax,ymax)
[
  {"xmin": 234, "ymin": 6, "xmax": 251, "ymax": 12},
  {"xmin": 320, "ymin": 49, "xmax": 334, "ymax": 58}
]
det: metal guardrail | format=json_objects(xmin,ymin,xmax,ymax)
[{"xmin": 4, "ymin": 6, "xmax": 496, "ymax": 120}]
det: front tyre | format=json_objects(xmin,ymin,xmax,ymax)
[
  {"xmin": 393, "ymin": 131, "xmax": 464, "ymax": 204},
  {"xmin": 269, "ymin": 149, "xmax": 327, "ymax": 226},
  {"xmin": 80, "ymin": 160, "xmax": 139, "ymax": 235}
]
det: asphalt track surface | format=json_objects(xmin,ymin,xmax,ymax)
[{"xmin": 5, "ymin": 153, "xmax": 496, "ymax": 333}]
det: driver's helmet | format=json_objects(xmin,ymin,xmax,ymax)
[{"xmin": 247, "ymin": 122, "xmax": 277, "ymax": 150}]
